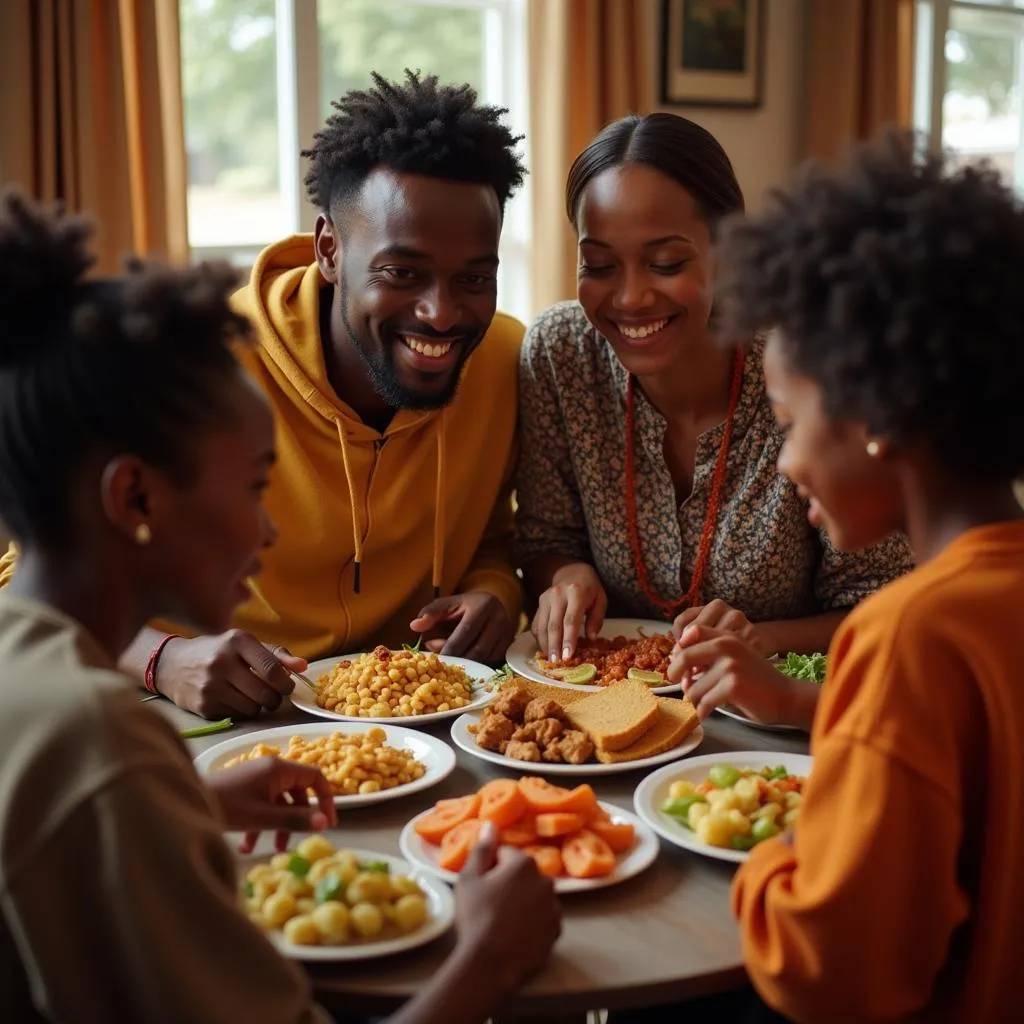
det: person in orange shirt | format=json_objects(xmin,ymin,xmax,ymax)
[{"xmin": 660, "ymin": 133, "xmax": 1024, "ymax": 1022}]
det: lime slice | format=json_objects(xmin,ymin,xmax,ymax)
[
  {"xmin": 627, "ymin": 668, "xmax": 664, "ymax": 686},
  {"xmin": 555, "ymin": 663, "xmax": 597, "ymax": 684}
]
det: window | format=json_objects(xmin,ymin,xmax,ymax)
[
  {"xmin": 915, "ymin": 0, "xmax": 1024, "ymax": 191},
  {"xmin": 180, "ymin": 0, "xmax": 532, "ymax": 320}
]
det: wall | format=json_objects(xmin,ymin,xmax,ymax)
[{"xmin": 646, "ymin": 0, "xmax": 809, "ymax": 211}]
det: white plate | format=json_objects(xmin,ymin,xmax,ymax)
[
  {"xmin": 633, "ymin": 751, "xmax": 814, "ymax": 864},
  {"xmin": 506, "ymin": 618, "xmax": 679, "ymax": 695},
  {"xmin": 399, "ymin": 800, "xmax": 659, "ymax": 894},
  {"xmin": 194, "ymin": 722, "xmax": 456, "ymax": 808},
  {"xmin": 714, "ymin": 706, "xmax": 806, "ymax": 733},
  {"xmin": 449, "ymin": 711, "xmax": 704, "ymax": 776},
  {"xmin": 291, "ymin": 653, "xmax": 496, "ymax": 726},
  {"xmin": 236, "ymin": 837, "xmax": 454, "ymax": 961}
]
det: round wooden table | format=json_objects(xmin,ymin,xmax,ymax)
[{"xmin": 174, "ymin": 698, "xmax": 809, "ymax": 1018}]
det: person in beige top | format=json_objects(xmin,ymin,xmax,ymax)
[{"xmin": 0, "ymin": 192, "xmax": 559, "ymax": 1024}]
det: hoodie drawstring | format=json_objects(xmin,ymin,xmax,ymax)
[
  {"xmin": 433, "ymin": 408, "xmax": 447, "ymax": 599},
  {"xmin": 335, "ymin": 419, "xmax": 363, "ymax": 594},
  {"xmin": 335, "ymin": 413, "xmax": 446, "ymax": 600}
]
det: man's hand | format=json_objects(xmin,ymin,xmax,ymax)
[
  {"xmin": 205, "ymin": 756, "xmax": 337, "ymax": 854},
  {"xmin": 532, "ymin": 562, "xmax": 607, "ymax": 662},
  {"xmin": 668, "ymin": 624, "xmax": 815, "ymax": 729},
  {"xmin": 156, "ymin": 631, "xmax": 306, "ymax": 720},
  {"xmin": 410, "ymin": 591, "xmax": 515, "ymax": 663}
]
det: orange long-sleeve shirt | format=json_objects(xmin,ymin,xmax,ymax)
[{"xmin": 733, "ymin": 521, "xmax": 1024, "ymax": 1023}]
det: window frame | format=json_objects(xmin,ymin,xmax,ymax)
[{"xmin": 915, "ymin": 0, "xmax": 1024, "ymax": 190}]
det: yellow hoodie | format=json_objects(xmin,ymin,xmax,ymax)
[{"xmin": 0, "ymin": 236, "xmax": 523, "ymax": 659}]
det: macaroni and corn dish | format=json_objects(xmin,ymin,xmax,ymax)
[
  {"xmin": 316, "ymin": 645, "xmax": 475, "ymax": 719},
  {"xmin": 242, "ymin": 835, "xmax": 429, "ymax": 946},
  {"xmin": 222, "ymin": 727, "xmax": 426, "ymax": 796},
  {"xmin": 661, "ymin": 763, "xmax": 805, "ymax": 851}
]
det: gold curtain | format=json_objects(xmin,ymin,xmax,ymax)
[
  {"xmin": 0, "ymin": 0, "xmax": 188, "ymax": 274},
  {"xmin": 805, "ymin": 0, "xmax": 917, "ymax": 163},
  {"xmin": 528, "ymin": 0, "xmax": 649, "ymax": 315}
]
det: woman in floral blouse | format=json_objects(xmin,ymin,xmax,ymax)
[{"xmin": 516, "ymin": 113, "xmax": 913, "ymax": 731}]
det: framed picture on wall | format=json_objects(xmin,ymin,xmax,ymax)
[{"xmin": 659, "ymin": 0, "xmax": 765, "ymax": 108}]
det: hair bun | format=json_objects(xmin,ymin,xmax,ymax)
[{"xmin": 0, "ymin": 189, "xmax": 96, "ymax": 369}]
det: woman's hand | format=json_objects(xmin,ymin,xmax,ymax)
[
  {"xmin": 205, "ymin": 756, "xmax": 337, "ymax": 854},
  {"xmin": 671, "ymin": 599, "xmax": 774, "ymax": 656},
  {"xmin": 531, "ymin": 562, "xmax": 607, "ymax": 662},
  {"xmin": 668, "ymin": 625, "xmax": 817, "ymax": 730}
]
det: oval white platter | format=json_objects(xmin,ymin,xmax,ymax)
[
  {"xmin": 449, "ymin": 711, "xmax": 704, "ymax": 776},
  {"xmin": 291, "ymin": 653, "xmax": 496, "ymax": 726},
  {"xmin": 398, "ymin": 800, "xmax": 659, "ymax": 894},
  {"xmin": 194, "ymin": 721, "xmax": 456, "ymax": 808},
  {"xmin": 633, "ymin": 751, "xmax": 814, "ymax": 864},
  {"xmin": 505, "ymin": 618, "xmax": 680, "ymax": 695},
  {"xmin": 235, "ymin": 838, "xmax": 454, "ymax": 961}
]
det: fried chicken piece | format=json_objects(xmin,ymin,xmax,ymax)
[
  {"xmin": 475, "ymin": 712, "xmax": 517, "ymax": 752},
  {"xmin": 512, "ymin": 717, "xmax": 564, "ymax": 747},
  {"xmin": 541, "ymin": 741, "xmax": 566, "ymax": 764},
  {"xmin": 490, "ymin": 687, "xmax": 532, "ymax": 721},
  {"xmin": 504, "ymin": 740, "xmax": 542, "ymax": 762},
  {"xmin": 553, "ymin": 729, "xmax": 595, "ymax": 765},
  {"xmin": 523, "ymin": 698, "xmax": 568, "ymax": 724}
]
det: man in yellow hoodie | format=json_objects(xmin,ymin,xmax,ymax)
[{"xmin": 0, "ymin": 71, "xmax": 526, "ymax": 718}]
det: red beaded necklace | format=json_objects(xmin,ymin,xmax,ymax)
[{"xmin": 624, "ymin": 350, "xmax": 745, "ymax": 619}]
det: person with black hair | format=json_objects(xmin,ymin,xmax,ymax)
[
  {"xmin": 0, "ymin": 191, "xmax": 560, "ymax": 1024},
  {"xmin": 0, "ymin": 70, "xmax": 528, "ymax": 720},
  {"xmin": 516, "ymin": 113, "xmax": 913, "ymax": 731},
  {"xmin": 680, "ymin": 132, "xmax": 1024, "ymax": 1022}
]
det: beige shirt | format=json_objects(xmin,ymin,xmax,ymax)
[
  {"xmin": 0, "ymin": 594, "xmax": 331, "ymax": 1024},
  {"xmin": 517, "ymin": 302, "xmax": 914, "ymax": 621}
]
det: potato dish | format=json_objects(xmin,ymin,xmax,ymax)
[
  {"xmin": 661, "ymin": 763, "xmax": 805, "ymax": 851},
  {"xmin": 316, "ymin": 645, "xmax": 475, "ymax": 718},
  {"xmin": 242, "ymin": 835, "xmax": 429, "ymax": 946},
  {"xmin": 222, "ymin": 727, "xmax": 425, "ymax": 796}
]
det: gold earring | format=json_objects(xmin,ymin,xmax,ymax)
[
  {"xmin": 134, "ymin": 523, "xmax": 152, "ymax": 545},
  {"xmin": 865, "ymin": 440, "xmax": 882, "ymax": 458}
]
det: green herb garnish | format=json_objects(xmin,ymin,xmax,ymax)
[
  {"xmin": 774, "ymin": 652, "xmax": 828, "ymax": 684},
  {"xmin": 314, "ymin": 871, "xmax": 344, "ymax": 904},
  {"xmin": 242, "ymin": 880, "xmax": 254, "ymax": 898},
  {"xmin": 402, "ymin": 636, "xmax": 424, "ymax": 652},
  {"xmin": 179, "ymin": 717, "xmax": 233, "ymax": 739},
  {"xmin": 359, "ymin": 859, "xmax": 390, "ymax": 874},
  {"xmin": 730, "ymin": 834, "xmax": 759, "ymax": 852},
  {"xmin": 287, "ymin": 854, "xmax": 311, "ymax": 878}
]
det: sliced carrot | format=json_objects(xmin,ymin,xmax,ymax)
[
  {"xmin": 519, "ymin": 777, "xmax": 599, "ymax": 815},
  {"xmin": 535, "ymin": 812, "xmax": 587, "ymax": 838},
  {"xmin": 478, "ymin": 778, "xmax": 528, "ymax": 829},
  {"xmin": 414, "ymin": 794, "xmax": 481, "ymax": 845},
  {"xmin": 588, "ymin": 819, "xmax": 636, "ymax": 854},
  {"xmin": 438, "ymin": 819, "xmax": 484, "ymax": 872},
  {"xmin": 589, "ymin": 803, "xmax": 612, "ymax": 823},
  {"xmin": 561, "ymin": 829, "xmax": 616, "ymax": 879},
  {"xmin": 522, "ymin": 844, "xmax": 564, "ymax": 879},
  {"xmin": 500, "ymin": 815, "xmax": 538, "ymax": 848}
]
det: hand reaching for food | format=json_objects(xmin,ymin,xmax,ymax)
[
  {"xmin": 452, "ymin": 820, "xmax": 562, "ymax": 995},
  {"xmin": 532, "ymin": 562, "xmax": 607, "ymax": 662},
  {"xmin": 410, "ymin": 590, "xmax": 515, "ymax": 662},
  {"xmin": 205, "ymin": 756, "xmax": 337, "ymax": 854},
  {"xmin": 668, "ymin": 625, "xmax": 818, "ymax": 731},
  {"xmin": 671, "ymin": 599, "xmax": 769, "ymax": 655},
  {"xmin": 154, "ymin": 630, "xmax": 305, "ymax": 719}
]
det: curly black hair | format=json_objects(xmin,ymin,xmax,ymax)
[
  {"xmin": 303, "ymin": 69, "xmax": 526, "ymax": 218},
  {"xmin": 716, "ymin": 131, "xmax": 1024, "ymax": 482},
  {"xmin": 0, "ymin": 189, "xmax": 252, "ymax": 550}
]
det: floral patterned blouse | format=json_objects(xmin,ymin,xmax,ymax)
[{"xmin": 515, "ymin": 301, "xmax": 914, "ymax": 623}]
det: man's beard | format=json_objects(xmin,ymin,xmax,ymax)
[{"xmin": 339, "ymin": 278, "xmax": 468, "ymax": 411}]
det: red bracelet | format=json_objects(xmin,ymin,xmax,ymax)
[{"xmin": 144, "ymin": 634, "xmax": 181, "ymax": 695}]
